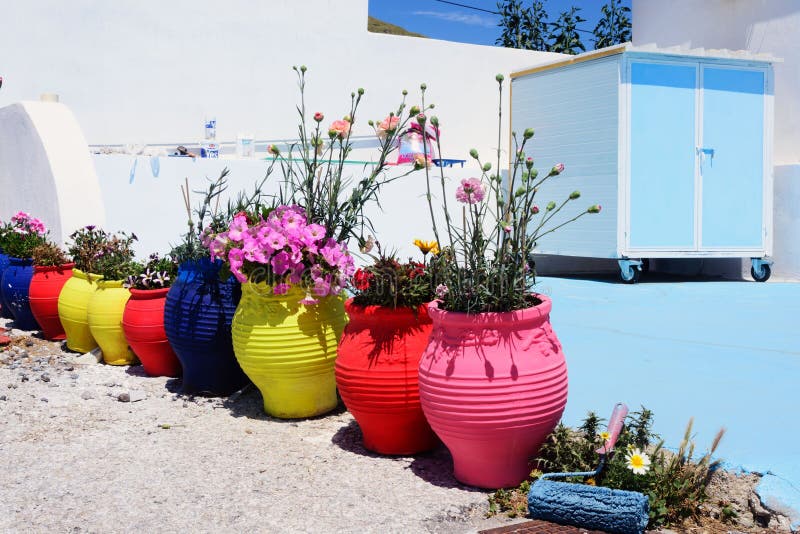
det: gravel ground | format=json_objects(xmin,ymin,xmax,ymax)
[{"xmin": 0, "ymin": 318, "xmax": 528, "ymax": 534}]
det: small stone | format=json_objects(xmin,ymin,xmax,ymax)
[
  {"xmin": 70, "ymin": 373, "xmax": 79, "ymax": 380},
  {"xmin": 40, "ymin": 373, "xmax": 50, "ymax": 383},
  {"xmin": 65, "ymin": 366, "xmax": 74, "ymax": 372},
  {"xmin": 20, "ymin": 374, "xmax": 29, "ymax": 382},
  {"xmin": 72, "ymin": 348, "xmax": 103, "ymax": 365},
  {"xmin": 40, "ymin": 397, "xmax": 48, "ymax": 402},
  {"xmin": 25, "ymin": 340, "xmax": 34, "ymax": 347},
  {"xmin": 117, "ymin": 392, "xmax": 131, "ymax": 402},
  {"xmin": 0, "ymin": 395, "xmax": 7, "ymax": 401},
  {"xmin": 80, "ymin": 390, "xmax": 94, "ymax": 400}
]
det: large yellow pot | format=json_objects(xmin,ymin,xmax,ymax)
[
  {"xmin": 57, "ymin": 268, "xmax": 102, "ymax": 353},
  {"xmin": 88, "ymin": 280, "xmax": 136, "ymax": 365},
  {"xmin": 232, "ymin": 283, "xmax": 347, "ymax": 418}
]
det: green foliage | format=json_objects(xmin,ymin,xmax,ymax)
[
  {"xmin": 593, "ymin": 0, "xmax": 631, "ymax": 49},
  {"xmin": 273, "ymin": 66, "xmax": 420, "ymax": 245},
  {"xmin": 495, "ymin": 0, "xmax": 549, "ymax": 51},
  {"xmin": 125, "ymin": 253, "xmax": 178, "ymax": 290},
  {"xmin": 350, "ymin": 246, "xmax": 434, "ymax": 309},
  {"xmin": 0, "ymin": 229, "xmax": 47, "ymax": 259},
  {"xmin": 171, "ymin": 169, "xmax": 231, "ymax": 264},
  {"xmin": 488, "ymin": 480, "xmax": 531, "ymax": 518},
  {"xmin": 91, "ymin": 232, "xmax": 137, "ymax": 281},
  {"xmin": 423, "ymin": 76, "xmax": 598, "ymax": 313},
  {"xmin": 67, "ymin": 226, "xmax": 110, "ymax": 273},
  {"xmin": 489, "ymin": 408, "xmax": 724, "ymax": 529},
  {"xmin": 548, "ymin": 6, "xmax": 586, "ymax": 55},
  {"xmin": 30, "ymin": 241, "xmax": 68, "ymax": 267}
]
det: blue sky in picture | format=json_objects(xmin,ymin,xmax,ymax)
[{"xmin": 368, "ymin": 0, "xmax": 632, "ymax": 49}]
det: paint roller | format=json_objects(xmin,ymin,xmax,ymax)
[{"xmin": 527, "ymin": 403, "xmax": 650, "ymax": 534}]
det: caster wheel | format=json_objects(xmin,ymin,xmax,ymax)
[
  {"xmin": 620, "ymin": 265, "xmax": 641, "ymax": 284},
  {"xmin": 751, "ymin": 264, "xmax": 771, "ymax": 282}
]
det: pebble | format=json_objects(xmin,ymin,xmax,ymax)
[
  {"xmin": 117, "ymin": 391, "xmax": 146, "ymax": 403},
  {"xmin": 0, "ymin": 394, "xmax": 6, "ymax": 401},
  {"xmin": 80, "ymin": 390, "xmax": 95, "ymax": 400},
  {"xmin": 40, "ymin": 373, "xmax": 50, "ymax": 383}
]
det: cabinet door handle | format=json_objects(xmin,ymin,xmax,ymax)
[{"xmin": 697, "ymin": 147, "xmax": 715, "ymax": 168}]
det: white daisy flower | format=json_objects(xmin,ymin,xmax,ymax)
[{"xmin": 625, "ymin": 448, "xmax": 651, "ymax": 475}]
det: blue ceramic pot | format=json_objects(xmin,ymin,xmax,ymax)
[
  {"xmin": 1, "ymin": 257, "xmax": 40, "ymax": 330},
  {"xmin": 164, "ymin": 258, "xmax": 248, "ymax": 396},
  {"xmin": 0, "ymin": 250, "xmax": 13, "ymax": 319}
]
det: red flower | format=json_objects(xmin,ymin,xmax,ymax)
[{"xmin": 353, "ymin": 269, "xmax": 373, "ymax": 291}]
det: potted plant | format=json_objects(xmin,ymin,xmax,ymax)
[
  {"xmin": 0, "ymin": 218, "xmax": 13, "ymax": 319},
  {"xmin": 417, "ymin": 77, "xmax": 602, "ymax": 488},
  {"xmin": 122, "ymin": 253, "xmax": 181, "ymax": 377},
  {"xmin": 28, "ymin": 241, "xmax": 74, "ymax": 340},
  {"xmin": 0, "ymin": 212, "xmax": 48, "ymax": 330},
  {"xmin": 163, "ymin": 169, "xmax": 250, "ymax": 396},
  {"xmin": 335, "ymin": 242, "xmax": 439, "ymax": 455},
  {"xmin": 208, "ymin": 66, "xmax": 420, "ymax": 419},
  {"xmin": 86, "ymin": 231, "xmax": 138, "ymax": 365},
  {"xmin": 59, "ymin": 225, "xmax": 110, "ymax": 352}
]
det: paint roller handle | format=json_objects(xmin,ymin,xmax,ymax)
[{"xmin": 596, "ymin": 402, "xmax": 629, "ymax": 455}]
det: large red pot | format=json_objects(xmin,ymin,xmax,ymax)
[
  {"xmin": 336, "ymin": 299, "xmax": 438, "ymax": 455},
  {"xmin": 122, "ymin": 288, "xmax": 181, "ymax": 377},
  {"xmin": 28, "ymin": 263, "xmax": 74, "ymax": 340},
  {"xmin": 418, "ymin": 295, "xmax": 568, "ymax": 488}
]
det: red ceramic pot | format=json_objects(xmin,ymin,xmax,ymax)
[
  {"xmin": 418, "ymin": 295, "xmax": 568, "ymax": 489},
  {"xmin": 28, "ymin": 263, "xmax": 74, "ymax": 340},
  {"xmin": 336, "ymin": 299, "xmax": 438, "ymax": 455},
  {"xmin": 122, "ymin": 288, "xmax": 181, "ymax": 377}
]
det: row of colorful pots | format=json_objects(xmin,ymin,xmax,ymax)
[{"xmin": 2, "ymin": 252, "xmax": 568, "ymax": 489}]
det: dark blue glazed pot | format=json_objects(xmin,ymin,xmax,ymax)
[
  {"xmin": 164, "ymin": 258, "xmax": 248, "ymax": 396},
  {"xmin": 0, "ymin": 250, "xmax": 13, "ymax": 319},
  {"xmin": 0, "ymin": 257, "xmax": 40, "ymax": 331}
]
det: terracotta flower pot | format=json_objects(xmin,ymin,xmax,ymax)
[
  {"xmin": 58, "ymin": 268, "xmax": 102, "ymax": 353},
  {"xmin": 418, "ymin": 295, "xmax": 568, "ymax": 489},
  {"xmin": 336, "ymin": 299, "xmax": 439, "ymax": 455},
  {"xmin": 163, "ymin": 258, "xmax": 248, "ymax": 396},
  {"xmin": 232, "ymin": 283, "xmax": 347, "ymax": 419},
  {"xmin": 0, "ymin": 250, "xmax": 13, "ymax": 319},
  {"xmin": 88, "ymin": 280, "xmax": 136, "ymax": 365},
  {"xmin": 28, "ymin": 263, "xmax": 74, "ymax": 340},
  {"xmin": 0, "ymin": 257, "xmax": 39, "ymax": 331},
  {"xmin": 122, "ymin": 288, "xmax": 181, "ymax": 377}
]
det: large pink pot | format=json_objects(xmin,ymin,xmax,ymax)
[{"xmin": 418, "ymin": 295, "xmax": 567, "ymax": 489}]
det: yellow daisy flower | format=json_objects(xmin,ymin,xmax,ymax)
[
  {"xmin": 599, "ymin": 431, "xmax": 611, "ymax": 442},
  {"xmin": 625, "ymin": 448, "xmax": 651, "ymax": 475},
  {"xmin": 413, "ymin": 239, "xmax": 439, "ymax": 255}
]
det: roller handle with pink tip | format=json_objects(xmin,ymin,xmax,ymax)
[{"xmin": 596, "ymin": 402, "xmax": 629, "ymax": 455}]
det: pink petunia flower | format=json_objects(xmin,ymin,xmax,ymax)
[{"xmin": 228, "ymin": 215, "xmax": 249, "ymax": 242}]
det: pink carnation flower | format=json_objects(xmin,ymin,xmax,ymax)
[
  {"xmin": 328, "ymin": 119, "xmax": 351, "ymax": 139},
  {"xmin": 455, "ymin": 178, "xmax": 485, "ymax": 204}
]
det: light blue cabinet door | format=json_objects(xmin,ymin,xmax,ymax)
[
  {"xmin": 701, "ymin": 67, "xmax": 764, "ymax": 249},
  {"xmin": 629, "ymin": 62, "xmax": 697, "ymax": 249}
]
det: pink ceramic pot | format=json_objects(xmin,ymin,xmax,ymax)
[{"xmin": 418, "ymin": 295, "xmax": 567, "ymax": 489}]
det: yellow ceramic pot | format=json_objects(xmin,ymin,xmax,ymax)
[
  {"xmin": 57, "ymin": 268, "xmax": 102, "ymax": 353},
  {"xmin": 88, "ymin": 280, "xmax": 136, "ymax": 365},
  {"xmin": 232, "ymin": 283, "xmax": 347, "ymax": 418}
]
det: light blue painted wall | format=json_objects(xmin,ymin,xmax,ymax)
[
  {"xmin": 701, "ymin": 67, "xmax": 765, "ymax": 248},
  {"xmin": 629, "ymin": 61, "xmax": 697, "ymax": 249},
  {"xmin": 512, "ymin": 56, "xmax": 621, "ymax": 258}
]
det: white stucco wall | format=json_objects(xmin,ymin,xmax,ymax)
[
  {"xmin": 0, "ymin": 102, "xmax": 105, "ymax": 244},
  {"xmin": 0, "ymin": 0, "xmax": 561, "ymax": 164}
]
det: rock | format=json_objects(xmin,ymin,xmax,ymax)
[
  {"xmin": 72, "ymin": 348, "xmax": 103, "ymax": 365},
  {"xmin": 40, "ymin": 397, "xmax": 48, "ymax": 402},
  {"xmin": 0, "ymin": 394, "xmax": 7, "ymax": 401},
  {"xmin": 40, "ymin": 373, "xmax": 50, "ymax": 383},
  {"xmin": 117, "ymin": 390, "xmax": 146, "ymax": 403},
  {"xmin": 70, "ymin": 373, "xmax": 79, "ymax": 380},
  {"xmin": 80, "ymin": 390, "xmax": 95, "ymax": 400},
  {"xmin": 749, "ymin": 493, "xmax": 772, "ymax": 527},
  {"xmin": 25, "ymin": 340, "xmax": 34, "ymax": 347}
]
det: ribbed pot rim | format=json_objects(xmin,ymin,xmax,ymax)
[
  {"xmin": 178, "ymin": 257, "xmax": 222, "ymax": 274},
  {"xmin": 129, "ymin": 287, "xmax": 170, "ymax": 299},
  {"xmin": 8, "ymin": 257, "xmax": 34, "ymax": 266},
  {"xmin": 344, "ymin": 298, "xmax": 431, "ymax": 323},
  {"xmin": 427, "ymin": 294, "xmax": 552, "ymax": 328},
  {"xmin": 97, "ymin": 279, "xmax": 126, "ymax": 289},
  {"xmin": 71, "ymin": 268, "xmax": 103, "ymax": 281},
  {"xmin": 33, "ymin": 262, "xmax": 75, "ymax": 273}
]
